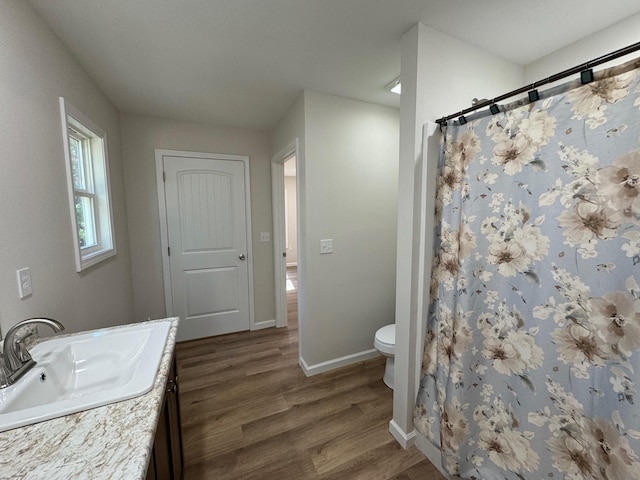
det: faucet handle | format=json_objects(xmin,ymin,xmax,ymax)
[
  {"xmin": 16, "ymin": 333, "xmax": 35, "ymax": 363},
  {"xmin": 9, "ymin": 326, "xmax": 37, "ymax": 362}
]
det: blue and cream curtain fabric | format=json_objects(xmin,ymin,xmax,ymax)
[{"xmin": 415, "ymin": 60, "xmax": 640, "ymax": 479}]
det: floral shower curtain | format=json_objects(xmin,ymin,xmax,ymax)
[{"xmin": 414, "ymin": 59, "xmax": 640, "ymax": 480}]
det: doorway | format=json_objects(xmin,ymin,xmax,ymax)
[
  {"xmin": 271, "ymin": 140, "xmax": 300, "ymax": 330},
  {"xmin": 283, "ymin": 155, "xmax": 298, "ymax": 329},
  {"xmin": 156, "ymin": 149, "xmax": 254, "ymax": 342}
]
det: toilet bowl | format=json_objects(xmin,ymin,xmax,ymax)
[{"xmin": 374, "ymin": 324, "xmax": 395, "ymax": 389}]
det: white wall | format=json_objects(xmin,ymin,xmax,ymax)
[
  {"xmin": 0, "ymin": 1, "xmax": 134, "ymax": 336},
  {"xmin": 274, "ymin": 91, "xmax": 399, "ymax": 370},
  {"xmin": 119, "ymin": 113, "xmax": 275, "ymax": 325},
  {"xmin": 525, "ymin": 13, "xmax": 640, "ymax": 83},
  {"xmin": 393, "ymin": 23, "xmax": 523, "ymax": 449},
  {"xmin": 303, "ymin": 91, "xmax": 399, "ymax": 367},
  {"xmin": 273, "ymin": 94, "xmax": 306, "ymax": 161}
]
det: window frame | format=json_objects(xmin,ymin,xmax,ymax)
[{"xmin": 59, "ymin": 97, "xmax": 116, "ymax": 272}]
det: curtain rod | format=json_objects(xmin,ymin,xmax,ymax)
[{"xmin": 436, "ymin": 40, "xmax": 640, "ymax": 126}]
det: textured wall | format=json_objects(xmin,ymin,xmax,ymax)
[{"xmin": 0, "ymin": 1, "xmax": 134, "ymax": 336}]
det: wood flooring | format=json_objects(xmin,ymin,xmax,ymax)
[{"xmin": 175, "ymin": 268, "xmax": 445, "ymax": 479}]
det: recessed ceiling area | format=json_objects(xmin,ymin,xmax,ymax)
[{"xmin": 28, "ymin": 0, "xmax": 640, "ymax": 130}]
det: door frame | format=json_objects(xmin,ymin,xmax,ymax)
[
  {"xmin": 271, "ymin": 139, "xmax": 299, "ymax": 328},
  {"xmin": 155, "ymin": 149, "xmax": 255, "ymax": 330}
]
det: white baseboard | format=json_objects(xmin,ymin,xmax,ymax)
[
  {"xmin": 389, "ymin": 419, "xmax": 416, "ymax": 449},
  {"xmin": 252, "ymin": 319, "xmax": 276, "ymax": 330},
  {"xmin": 299, "ymin": 349, "xmax": 380, "ymax": 376},
  {"xmin": 415, "ymin": 431, "xmax": 448, "ymax": 478}
]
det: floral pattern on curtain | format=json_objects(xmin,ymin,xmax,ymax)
[{"xmin": 415, "ymin": 61, "xmax": 640, "ymax": 480}]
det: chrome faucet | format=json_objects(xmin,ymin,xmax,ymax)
[{"xmin": 1, "ymin": 318, "xmax": 64, "ymax": 388}]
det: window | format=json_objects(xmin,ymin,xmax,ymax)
[{"xmin": 59, "ymin": 97, "xmax": 116, "ymax": 272}]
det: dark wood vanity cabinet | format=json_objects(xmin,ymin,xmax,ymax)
[{"xmin": 146, "ymin": 355, "xmax": 184, "ymax": 480}]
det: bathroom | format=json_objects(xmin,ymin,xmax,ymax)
[{"xmin": 2, "ymin": 1, "xmax": 640, "ymax": 479}]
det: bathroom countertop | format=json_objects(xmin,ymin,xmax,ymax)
[{"xmin": 0, "ymin": 317, "xmax": 179, "ymax": 480}]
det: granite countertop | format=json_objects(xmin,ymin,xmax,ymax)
[{"xmin": 0, "ymin": 317, "xmax": 179, "ymax": 480}]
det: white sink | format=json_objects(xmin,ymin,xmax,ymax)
[{"xmin": 0, "ymin": 320, "xmax": 171, "ymax": 432}]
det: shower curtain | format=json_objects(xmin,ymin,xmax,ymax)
[{"xmin": 414, "ymin": 59, "xmax": 640, "ymax": 480}]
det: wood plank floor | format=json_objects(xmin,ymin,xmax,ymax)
[{"xmin": 175, "ymin": 268, "xmax": 445, "ymax": 479}]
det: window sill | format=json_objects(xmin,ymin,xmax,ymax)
[{"xmin": 77, "ymin": 246, "xmax": 116, "ymax": 272}]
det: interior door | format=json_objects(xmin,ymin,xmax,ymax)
[{"xmin": 163, "ymin": 154, "xmax": 250, "ymax": 341}]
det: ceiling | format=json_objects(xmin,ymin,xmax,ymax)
[{"xmin": 28, "ymin": 0, "xmax": 640, "ymax": 130}]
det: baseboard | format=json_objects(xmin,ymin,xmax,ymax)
[
  {"xmin": 415, "ymin": 431, "xmax": 448, "ymax": 478},
  {"xmin": 252, "ymin": 319, "xmax": 276, "ymax": 330},
  {"xmin": 389, "ymin": 419, "xmax": 416, "ymax": 449},
  {"xmin": 286, "ymin": 262, "xmax": 298, "ymax": 267},
  {"xmin": 390, "ymin": 421, "xmax": 449, "ymax": 478},
  {"xmin": 299, "ymin": 349, "xmax": 380, "ymax": 376}
]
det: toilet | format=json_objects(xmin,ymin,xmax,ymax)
[{"xmin": 374, "ymin": 324, "xmax": 396, "ymax": 389}]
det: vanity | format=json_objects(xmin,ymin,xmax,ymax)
[{"xmin": 0, "ymin": 317, "xmax": 183, "ymax": 480}]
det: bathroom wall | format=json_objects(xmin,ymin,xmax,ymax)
[
  {"xmin": 273, "ymin": 91, "xmax": 399, "ymax": 371},
  {"xmin": 119, "ymin": 113, "xmax": 275, "ymax": 326},
  {"xmin": 0, "ymin": 1, "xmax": 134, "ymax": 336},
  {"xmin": 303, "ymin": 91, "xmax": 399, "ymax": 368},
  {"xmin": 525, "ymin": 13, "xmax": 640, "ymax": 82},
  {"xmin": 393, "ymin": 23, "xmax": 524, "ymax": 450}
]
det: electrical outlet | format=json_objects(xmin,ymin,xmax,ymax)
[
  {"xmin": 260, "ymin": 232, "xmax": 271, "ymax": 243},
  {"xmin": 17, "ymin": 268, "xmax": 33, "ymax": 299},
  {"xmin": 320, "ymin": 239, "xmax": 333, "ymax": 254}
]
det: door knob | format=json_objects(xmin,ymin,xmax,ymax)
[{"xmin": 239, "ymin": 254, "xmax": 246, "ymax": 261}]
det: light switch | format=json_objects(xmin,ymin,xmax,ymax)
[
  {"xmin": 17, "ymin": 268, "xmax": 33, "ymax": 299},
  {"xmin": 320, "ymin": 239, "xmax": 333, "ymax": 254},
  {"xmin": 260, "ymin": 232, "xmax": 271, "ymax": 243}
]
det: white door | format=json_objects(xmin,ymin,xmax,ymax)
[{"xmin": 161, "ymin": 153, "xmax": 251, "ymax": 341}]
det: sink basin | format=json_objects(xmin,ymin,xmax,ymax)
[{"xmin": 0, "ymin": 320, "xmax": 171, "ymax": 432}]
